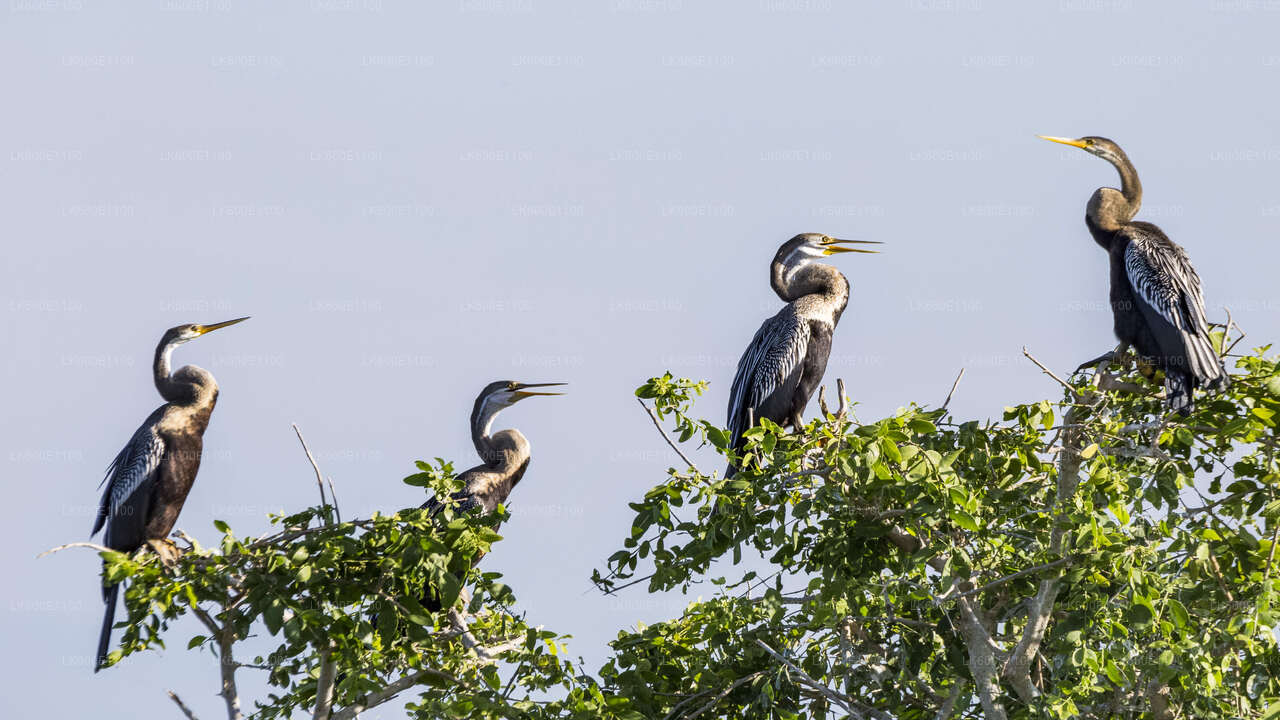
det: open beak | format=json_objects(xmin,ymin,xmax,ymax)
[
  {"xmin": 194, "ymin": 316, "xmax": 251, "ymax": 336},
  {"xmin": 513, "ymin": 382, "xmax": 567, "ymax": 399},
  {"xmin": 1037, "ymin": 135, "xmax": 1089, "ymax": 149},
  {"xmin": 821, "ymin": 237, "xmax": 882, "ymax": 255}
]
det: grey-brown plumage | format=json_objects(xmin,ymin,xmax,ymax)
[
  {"xmin": 91, "ymin": 317, "xmax": 248, "ymax": 671},
  {"xmin": 726, "ymin": 234, "xmax": 878, "ymax": 477},
  {"xmin": 1040, "ymin": 135, "xmax": 1227, "ymax": 414}
]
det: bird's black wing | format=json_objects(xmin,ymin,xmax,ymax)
[
  {"xmin": 1123, "ymin": 225, "xmax": 1225, "ymax": 384},
  {"xmin": 727, "ymin": 306, "xmax": 811, "ymax": 451},
  {"xmin": 93, "ymin": 407, "xmax": 166, "ymax": 551}
]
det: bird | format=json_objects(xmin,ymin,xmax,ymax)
[
  {"xmin": 417, "ymin": 380, "xmax": 564, "ymax": 606},
  {"xmin": 1039, "ymin": 135, "xmax": 1227, "ymax": 414},
  {"xmin": 725, "ymin": 234, "xmax": 879, "ymax": 477},
  {"xmin": 91, "ymin": 317, "xmax": 249, "ymax": 671}
]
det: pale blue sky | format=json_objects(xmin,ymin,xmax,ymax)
[{"xmin": 4, "ymin": 1, "xmax": 1280, "ymax": 717}]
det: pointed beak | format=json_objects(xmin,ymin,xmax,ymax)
[
  {"xmin": 193, "ymin": 316, "xmax": 250, "ymax": 336},
  {"xmin": 513, "ymin": 382, "xmax": 567, "ymax": 399},
  {"xmin": 1037, "ymin": 135, "xmax": 1089, "ymax": 149},
  {"xmin": 821, "ymin": 237, "xmax": 881, "ymax": 255}
]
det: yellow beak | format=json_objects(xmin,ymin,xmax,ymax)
[
  {"xmin": 513, "ymin": 382, "xmax": 567, "ymax": 399},
  {"xmin": 194, "ymin": 316, "xmax": 251, "ymax": 336},
  {"xmin": 1037, "ymin": 135, "xmax": 1089, "ymax": 149},
  {"xmin": 821, "ymin": 237, "xmax": 882, "ymax": 255}
]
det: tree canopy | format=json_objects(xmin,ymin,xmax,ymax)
[{"xmin": 82, "ymin": 331, "xmax": 1280, "ymax": 719}]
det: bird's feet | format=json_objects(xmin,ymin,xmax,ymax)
[
  {"xmin": 146, "ymin": 538, "xmax": 182, "ymax": 567},
  {"xmin": 1075, "ymin": 345, "xmax": 1133, "ymax": 374}
]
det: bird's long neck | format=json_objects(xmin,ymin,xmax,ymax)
[
  {"xmin": 471, "ymin": 397, "xmax": 525, "ymax": 467},
  {"xmin": 153, "ymin": 339, "xmax": 212, "ymax": 406},
  {"xmin": 1089, "ymin": 151, "xmax": 1143, "ymax": 233},
  {"xmin": 153, "ymin": 340, "xmax": 187, "ymax": 402},
  {"xmin": 771, "ymin": 262, "xmax": 850, "ymax": 314}
]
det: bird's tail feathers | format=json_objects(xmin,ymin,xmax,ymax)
[{"xmin": 95, "ymin": 581, "xmax": 119, "ymax": 672}]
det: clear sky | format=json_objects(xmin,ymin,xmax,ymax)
[{"xmin": 3, "ymin": 1, "xmax": 1280, "ymax": 717}]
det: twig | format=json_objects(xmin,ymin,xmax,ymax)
[
  {"xmin": 637, "ymin": 399, "xmax": 699, "ymax": 472},
  {"xmin": 292, "ymin": 424, "xmax": 328, "ymax": 512},
  {"xmin": 818, "ymin": 385, "xmax": 830, "ymax": 416},
  {"xmin": 1022, "ymin": 346, "xmax": 1077, "ymax": 399},
  {"xmin": 1223, "ymin": 306, "xmax": 1246, "ymax": 356},
  {"xmin": 167, "ymin": 690, "xmax": 201, "ymax": 720},
  {"xmin": 326, "ymin": 477, "xmax": 341, "ymax": 524},
  {"xmin": 941, "ymin": 368, "xmax": 965, "ymax": 411},
  {"xmin": 952, "ymin": 556, "xmax": 1073, "ymax": 599},
  {"xmin": 835, "ymin": 378, "xmax": 849, "ymax": 418},
  {"xmin": 36, "ymin": 541, "xmax": 115, "ymax": 559}
]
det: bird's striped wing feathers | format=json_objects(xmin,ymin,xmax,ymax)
[
  {"xmin": 93, "ymin": 422, "xmax": 165, "ymax": 537},
  {"xmin": 1123, "ymin": 228, "xmax": 1223, "ymax": 382},
  {"xmin": 727, "ymin": 309, "xmax": 810, "ymax": 446}
]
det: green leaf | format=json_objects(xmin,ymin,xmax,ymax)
[
  {"xmin": 950, "ymin": 510, "xmax": 979, "ymax": 533},
  {"xmin": 1168, "ymin": 599, "xmax": 1189, "ymax": 629},
  {"xmin": 187, "ymin": 635, "xmax": 206, "ymax": 649},
  {"xmin": 1080, "ymin": 443, "xmax": 1099, "ymax": 459},
  {"xmin": 213, "ymin": 519, "xmax": 230, "ymax": 534}
]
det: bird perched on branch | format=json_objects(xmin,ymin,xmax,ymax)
[
  {"xmin": 725, "ymin": 234, "xmax": 879, "ymax": 477},
  {"xmin": 418, "ymin": 380, "xmax": 564, "ymax": 605},
  {"xmin": 91, "ymin": 317, "xmax": 249, "ymax": 671},
  {"xmin": 1040, "ymin": 135, "xmax": 1227, "ymax": 414}
]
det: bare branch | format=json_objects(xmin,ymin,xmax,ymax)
[
  {"xmin": 941, "ymin": 368, "xmax": 965, "ymax": 411},
  {"xmin": 818, "ymin": 385, "xmax": 830, "ymax": 416},
  {"xmin": 167, "ymin": 690, "xmax": 201, "ymax": 720},
  {"xmin": 637, "ymin": 398, "xmax": 700, "ymax": 472},
  {"xmin": 36, "ymin": 541, "xmax": 115, "ymax": 559},
  {"xmin": 1021, "ymin": 347, "xmax": 1077, "ymax": 400},
  {"xmin": 292, "ymin": 423, "xmax": 329, "ymax": 513},
  {"xmin": 677, "ymin": 671, "xmax": 766, "ymax": 720},
  {"xmin": 835, "ymin": 378, "xmax": 849, "ymax": 418}
]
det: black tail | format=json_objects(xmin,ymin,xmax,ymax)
[
  {"xmin": 1165, "ymin": 370, "xmax": 1193, "ymax": 417},
  {"xmin": 95, "ymin": 582, "xmax": 119, "ymax": 672}
]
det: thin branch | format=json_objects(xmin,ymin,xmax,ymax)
[
  {"xmin": 1022, "ymin": 346, "xmax": 1077, "ymax": 399},
  {"xmin": 326, "ymin": 477, "xmax": 341, "ymax": 524},
  {"xmin": 329, "ymin": 666, "xmax": 465, "ymax": 720},
  {"xmin": 818, "ymin": 385, "xmax": 830, "ymax": 416},
  {"xmin": 637, "ymin": 398, "xmax": 700, "ymax": 472},
  {"xmin": 678, "ymin": 671, "xmax": 766, "ymax": 720},
  {"xmin": 953, "ymin": 556, "xmax": 1073, "ymax": 600},
  {"xmin": 753, "ymin": 639, "xmax": 855, "ymax": 716},
  {"xmin": 36, "ymin": 541, "xmax": 114, "ymax": 559},
  {"xmin": 941, "ymin": 368, "xmax": 966, "ymax": 411},
  {"xmin": 292, "ymin": 423, "xmax": 329, "ymax": 512},
  {"xmin": 835, "ymin": 378, "xmax": 849, "ymax": 418},
  {"xmin": 167, "ymin": 690, "xmax": 201, "ymax": 720}
]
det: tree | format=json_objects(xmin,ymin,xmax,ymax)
[{"xmin": 58, "ymin": 327, "xmax": 1280, "ymax": 719}]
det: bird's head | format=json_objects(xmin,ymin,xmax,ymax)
[
  {"xmin": 1038, "ymin": 135, "xmax": 1128, "ymax": 166},
  {"xmin": 160, "ymin": 317, "xmax": 250, "ymax": 348},
  {"xmin": 477, "ymin": 380, "xmax": 567, "ymax": 411},
  {"xmin": 774, "ymin": 233, "xmax": 880, "ymax": 273}
]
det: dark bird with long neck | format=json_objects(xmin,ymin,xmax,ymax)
[
  {"xmin": 91, "ymin": 317, "xmax": 248, "ymax": 671},
  {"xmin": 725, "ymin": 233, "xmax": 879, "ymax": 477},
  {"xmin": 1040, "ymin": 135, "xmax": 1227, "ymax": 414}
]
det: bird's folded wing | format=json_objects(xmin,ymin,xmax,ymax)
[
  {"xmin": 93, "ymin": 424, "xmax": 165, "ymax": 536},
  {"xmin": 727, "ymin": 309, "xmax": 811, "ymax": 446},
  {"xmin": 1124, "ymin": 231, "xmax": 1222, "ymax": 380}
]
